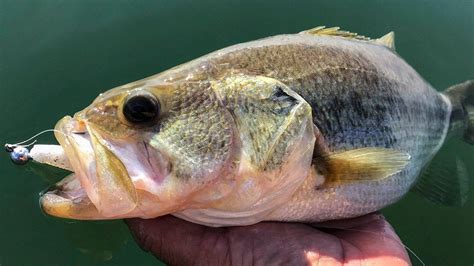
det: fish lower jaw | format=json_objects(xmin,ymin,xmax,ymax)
[
  {"xmin": 40, "ymin": 173, "xmax": 103, "ymax": 220},
  {"xmin": 29, "ymin": 142, "xmax": 97, "ymax": 212},
  {"xmin": 43, "ymin": 117, "xmax": 104, "ymax": 218}
]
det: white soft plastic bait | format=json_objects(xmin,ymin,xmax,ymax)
[
  {"xmin": 6, "ymin": 143, "xmax": 72, "ymax": 171},
  {"xmin": 29, "ymin": 144, "xmax": 73, "ymax": 171}
]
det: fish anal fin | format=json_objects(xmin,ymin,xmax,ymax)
[
  {"xmin": 316, "ymin": 147, "xmax": 410, "ymax": 186},
  {"xmin": 412, "ymin": 154, "xmax": 469, "ymax": 207}
]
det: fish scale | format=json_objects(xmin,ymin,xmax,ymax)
[
  {"xmin": 13, "ymin": 27, "xmax": 472, "ymax": 224},
  {"xmin": 205, "ymin": 34, "xmax": 451, "ymax": 221}
]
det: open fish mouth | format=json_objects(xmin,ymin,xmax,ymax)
[
  {"xmin": 39, "ymin": 116, "xmax": 103, "ymax": 219},
  {"xmin": 41, "ymin": 174, "xmax": 100, "ymax": 219},
  {"xmin": 38, "ymin": 116, "xmax": 173, "ymax": 220}
]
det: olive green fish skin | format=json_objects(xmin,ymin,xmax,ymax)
[
  {"xmin": 52, "ymin": 33, "xmax": 451, "ymax": 223},
  {"xmin": 147, "ymin": 34, "xmax": 450, "ymax": 221},
  {"xmin": 208, "ymin": 35, "xmax": 448, "ymax": 154}
]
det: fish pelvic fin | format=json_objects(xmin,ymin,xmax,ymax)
[
  {"xmin": 300, "ymin": 26, "xmax": 395, "ymax": 50},
  {"xmin": 444, "ymin": 80, "xmax": 474, "ymax": 144},
  {"xmin": 314, "ymin": 147, "xmax": 410, "ymax": 186}
]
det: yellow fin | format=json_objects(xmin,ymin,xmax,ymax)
[
  {"xmin": 374, "ymin": 31, "xmax": 395, "ymax": 50},
  {"xmin": 317, "ymin": 147, "xmax": 410, "ymax": 185},
  {"xmin": 300, "ymin": 26, "xmax": 371, "ymax": 41}
]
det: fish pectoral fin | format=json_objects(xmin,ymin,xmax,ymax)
[
  {"xmin": 300, "ymin": 26, "xmax": 396, "ymax": 50},
  {"xmin": 299, "ymin": 26, "xmax": 371, "ymax": 41},
  {"xmin": 317, "ymin": 147, "xmax": 410, "ymax": 185}
]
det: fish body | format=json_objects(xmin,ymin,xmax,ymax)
[{"xmin": 38, "ymin": 27, "xmax": 472, "ymax": 226}]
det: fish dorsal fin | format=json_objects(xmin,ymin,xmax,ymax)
[
  {"xmin": 300, "ymin": 26, "xmax": 396, "ymax": 50},
  {"xmin": 374, "ymin": 31, "xmax": 395, "ymax": 50},
  {"xmin": 300, "ymin": 26, "xmax": 371, "ymax": 41},
  {"xmin": 315, "ymin": 147, "xmax": 410, "ymax": 186}
]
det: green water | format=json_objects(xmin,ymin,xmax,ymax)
[{"xmin": 0, "ymin": 1, "xmax": 472, "ymax": 265}]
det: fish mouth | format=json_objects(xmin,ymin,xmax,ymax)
[
  {"xmin": 40, "ymin": 116, "xmax": 173, "ymax": 220},
  {"xmin": 40, "ymin": 116, "xmax": 104, "ymax": 219}
]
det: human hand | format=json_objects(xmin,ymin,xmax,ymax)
[{"xmin": 126, "ymin": 213, "xmax": 410, "ymax": 265}]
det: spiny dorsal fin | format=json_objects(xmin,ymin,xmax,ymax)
[
  {"xmin": 300, "ymin": 26, "xmax": 371, "ymax": 41},
  {"xmin": 300, "ymin": 26, "xmax": 396, "ymax": 50},
  {"xmin": 315, "ymin": 147, "xmax": 410, "ymax": 186},
  {"xmin": 375, "ymin": 31, "xmax": 395, "ymax": 50}
]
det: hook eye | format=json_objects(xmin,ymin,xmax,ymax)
[{"xmin": 5, "ymin": 144, "xmax": 15, "ymax": 152}]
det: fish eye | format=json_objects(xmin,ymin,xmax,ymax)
[{"xmin": 122, "ymin": 92, "xmax": 160, "ymax": 124}]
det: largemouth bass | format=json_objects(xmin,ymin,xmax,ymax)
[{"xmin": 33, "ymin": 26, "xmax": 473, "ymax": 226}]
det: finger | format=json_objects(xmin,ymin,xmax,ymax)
[
  {"xmin": 125, "ymin": 215, "xmax": 230, "ymax": 265},
  {"xmin": 126, "ymin": 216, "xmax": 344, "ymax": 265},
  {"xmin": 330, "ymin": 215, "xmax": 411, "ymax": 266},
  {"xmin": 225, "ymin": 222, "xmax": 345, "ymax": 265}
]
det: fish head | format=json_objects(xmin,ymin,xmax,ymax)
[{"xmin": 41, "ymin": 79, "xmax": 237, "ymax": 219}]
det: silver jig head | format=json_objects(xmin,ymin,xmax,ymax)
[
  {"xmin": 6, "ymin": 129, "xmax": 72, "ymax": 169},
  {"xmin": 6, "ymin": 144, "xmax": 31, "ymax": 165},
  {"xmin": 5, "ymin": 129, "xmax": 62, "ymax": 166}
]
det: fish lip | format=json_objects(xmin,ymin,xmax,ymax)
[{"xmin": 40, "ymin": 116, "xmax": 101, "ymax": 219}]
